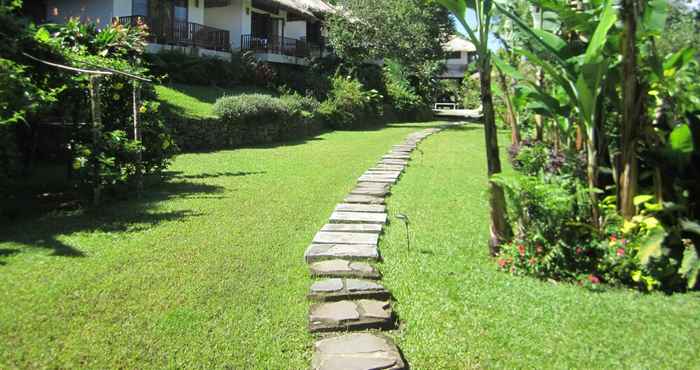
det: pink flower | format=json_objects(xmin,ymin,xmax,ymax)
[
  {"xmin": 588, "ymin": 274, "xmax": 601, "ymax": 284},
  {"xmin": 575, "ymin": 247, "xmax": 583, "ymax": 255},
  {"xmin": 535, "ymin": 245, "xmax": 543, "ymax": 254},
  {"xmin": 610, "ymin": 235, "xmax": 618, "ymax": 242},
  {"xmin": 518, "ymin": 245, "xmax": 526, "ymax": 256},
  {"xmin": 616, "ymin": 248, "xmax": 625, "ymax": 257},
  {"xmin": 498, "ymin": 258, "xmax": 507, "ymax": 268}
]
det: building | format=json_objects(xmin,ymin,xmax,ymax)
[
  {"xmin": 35, "ymin": 0, "xmax": 335, "ymax": 65},
  {"xmin": 440, "ymin": 35, "xmax": 477, "ymax": 80}
]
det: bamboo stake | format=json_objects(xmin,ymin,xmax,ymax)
[
  {"xmin": 89, "ymin": 75, "xmax": 103, "ymax": 206},
  {"xmin": 132, "ymin": 80, "xmax": 143, "ymax": 198}
]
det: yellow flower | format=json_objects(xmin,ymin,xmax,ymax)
[
  {"xmin": 113, "ymin": 94, "xmax": 120, "ymax": 101},
  {"xmin": 139, "ymin": 105, "xmax": 147, "ymax": 114},
  {"xmin": 114, "ymin": 82, "xmax": 124, "ymax": 90}
]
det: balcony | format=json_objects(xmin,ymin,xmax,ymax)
[
  {"xmin": 241, "ymin": 34, "xmax": 321, "ymax": 59},
  {"xmin": 118, "ymin": 15, "xmax": 230, "ymax": 52}
]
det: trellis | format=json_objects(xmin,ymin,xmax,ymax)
[{"xmin": 23, "ymin": 52, "xmax": 152, "ymax": 205}]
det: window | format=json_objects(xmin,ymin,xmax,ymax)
[
  {"xmin": 132, "ymin": 0, "xmax": 149, "ymax": 16},
  {"xmin": 446, "ymin": 51, "xmax": 461, "ymax": 60},
  {"xmin": 174, "ymin": 0, "xmax": 187, "ymax": 21}
]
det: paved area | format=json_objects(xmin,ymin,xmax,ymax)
[{"xmin": 303, "ymin": 127, "xmax": 442, "ymax": 369}]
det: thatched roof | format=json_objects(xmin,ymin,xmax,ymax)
[
  {"xmin": 272, "ymin": 0, "xmax": 336, "ymax": 19},
  {"xmin": 444, "ymin": 35, "xmax": 476, "ymax": 52}
]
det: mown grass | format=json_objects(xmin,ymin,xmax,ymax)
[
  {"xmin": 2, "ymin": 122, "xmax": 698, "ymax": 369},
  {"xmin": 155, "ymin": 83, "xmax": 274, "ymax": 119},
  {"xmin": 0, "ymin": 121, "xmax": 443, "ymax": 368},
  {"xmin": 380, "ymin": 125, "xmax": 700, "ymax": 369}
]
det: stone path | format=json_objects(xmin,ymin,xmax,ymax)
[{"xmin": 303, "ymin": 127, "xmax": 442, "ymax": 370}]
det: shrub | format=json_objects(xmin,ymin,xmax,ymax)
[
  {"xmin": 461, "ymin": 74, "xmax": 481, "ymax": 109},
  {"xmin": 318, "ymin": 75, "xmax": 383, "ymax": 129},
  {"xmin": 383, "ymin": 59, "xmax": 428, "ymax": 120},
  {"xmin": 214, "ymin": 94, "xmax": 289, "ymax": 123}
]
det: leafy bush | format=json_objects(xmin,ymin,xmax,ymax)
[
  {"xmin": 318, "ymin": 75, "xmax": 383, "ymax": 129},
  {"xmin": 383, "ymin": 59, "xmax": 429, "ymax": 120},
  {"xmin": 214, "ymin": 94, "xmax": 289, "ymax": 123},
  {"xmin": 461, "ymin": 75, "xmax": 481, "ymax": 109},
  {"xmin": 146, "ymin": 50, "xmax": 245, "ymax": 87}
]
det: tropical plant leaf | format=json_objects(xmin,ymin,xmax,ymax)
[
  {"xmin": 532, "ymin": 29, "xmax": 567, "ymax": 53},
  {"xmin": 633, "ymin": 194, "xmax": 654, "ymax": 206},
  {"xmin": 669, "ymin": 124, "xmax": 694, "ymax": 154},
  {"xmin": 681, "ymin": 219, "xmax": 700, "ymax": 235},
  {"xmin": 641, "ymin": 0, "xmax": 669, "ymax": 37},
  {"xmin": 583, "ymin": 0, "xmax": 617, "ymax": 64},
  {"xmin": 679, "ymin": 245, "xmax": 700, "ymax": 288},
  {"xmin": 492, "ymin": 53, "xmax": 524, "ymax": 79},
  {"xmin": 638, "ymin": 226, "xmax": 669, "ymax": 266}
]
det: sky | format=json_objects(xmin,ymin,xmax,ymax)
[{"xmin": 452, "ymin": 11, "xmax": 502, "ymax": 50}]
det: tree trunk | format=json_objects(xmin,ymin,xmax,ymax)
[
  {"xmin": 534, "ymin": 68, "xmax": 545, "ymax": 141},
  {"xmin": 89, "ymin": 75, "xmax": 103, "ymax": 206},
  {"xmin": 497, "ymin": 69, "xmax": 520, "ymax": 146},
  {"xmin": 619, "ymin": 0, "xmax": 640, "ymax": 219},
  {"xmin": 480, "ymin": 58, "xmax": 512, "ymax": 255},
  {"xmin": 586, "ymin": 126, "xmax": 601, "ymax": 230}
]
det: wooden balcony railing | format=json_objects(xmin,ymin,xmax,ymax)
[
  {"xmin": 241, "ymin": 34, "xmax": 321, "ymax": 58},
  {"xmin": 117, "ymin": 15, "xmax": 230, "ymax": 51}
]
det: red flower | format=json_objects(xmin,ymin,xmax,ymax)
[
  {"xmin": 610, "ymin": 235, "xmax": 618, "ymax": 242},
  {"xmin": 616, "ymin": 248, "xmax": 625, "ymax": 257},
  {"xmin": 588, "ymin": 274, "xmax": 601, "ymax": 284},
  {"xmin": 575, "ymin": 247, "xmax": 583, "ymax": 255},
  {"xmin": 498, "ymin": 258, "xmax": 507, "ymax": 268},
  {"xmin": 518, "ymin": 245, "xmax": 526, "ymax": 256}
]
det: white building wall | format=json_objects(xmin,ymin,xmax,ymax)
[
  {"xmin": 112, "ymin": 0, "xmax": 131, "ymax": 18},
  {"xmin": 188, "ymin": 0, "xmax": 204, "ymax": 24},
  {"xmin": 204, "ymin": 0, "xmax": 244, "ymax": 49},
  {"xmin": 46, "ymin": 0, "xmax": 114, "ymax": 25}
]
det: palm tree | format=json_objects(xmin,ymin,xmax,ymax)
[{"xmin": 438, "ymin": 0, "xmax": 512, "ymax": 255}]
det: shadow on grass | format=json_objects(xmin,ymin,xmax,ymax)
[
  {"xmin": 0, "ymin": 179, "xmax": 225, "ymax": 264},
  {"xmin": 164, "ymin": 170, "xmax": 267, "ymax": 180}
]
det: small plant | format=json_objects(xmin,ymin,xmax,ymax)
[{"xmin": 317, "ymin": 75, "xmax": 383, "ymax": 129}]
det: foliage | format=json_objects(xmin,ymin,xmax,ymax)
[
  {"xmin": 214, "ymin": 94, "xmax": 289, "ymax": 123},
  {"xmin": 461, "ymin": 75, "xmax": 481, "ymax": 109},
  {"xmin": 383, "ymin": 59, "xmax": 427, "ymax": 118},
  {"xmin": 34, "ymin": 18, "xmax": 176, "ymax": 198},
  {"xmin": 146, "ymin": 50, "xmax": 244, "ymax": 87},
  {"xmin": 317, "ymin": 75, "xmax": 383, "ymax": 129}
]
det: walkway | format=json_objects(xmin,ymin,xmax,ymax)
[{"xmin": 304, "ymin": 128, "xmax": 442, "ymax": 370}]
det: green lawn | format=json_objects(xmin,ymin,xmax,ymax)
[
  {"xmin": 1, "ymin": 123, "xmax": 698, "ymax": 369},
  {"xmin": 380, "ymin": 126, "xmax": 700, "ymax": 369},
  {"xmin": 156, "ymin": 83, "xmax": 274, "ymax": 119}
]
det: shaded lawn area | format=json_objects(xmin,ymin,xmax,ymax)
[
  {"xmin": 0, "ymin": 122, "xmax": 443, "ymax": 368},
  {"xmin": 155, "ymin": 83, "xmax": 274, "ymax": 119},
  {"xmin": 380, "ymin": 126, "xmax": 700, "ymax": 369}
]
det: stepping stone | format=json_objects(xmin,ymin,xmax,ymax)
[
  {"xmin": 309, "ymin": 259, "xmax": 381, "ymax": 279},
  {"xmin": 364, "ymin": 171, "xmax": 400, "ymax": 177},
  {"xmin": 321, "ymin": 223, "xmax": 383, "ymax": 234},
  {"xmin": 344, "ymin": 194, "xmax": 384, "ymax": 204},
  {"xmin": 380, "ymin": 159, "xmax": 408, "ymax": 166},
  {"xmin": 311, "ymin": 333, "xmax": 405, "ymax": 370},
  {"xmin": 351, "ymin": 187, "xmax": 389, "ymax": 197},
  {"xmin": 382, "ymin": 154, "xmax": 410, "ymax": 160},
  {"xmin": 335, "ymin": 203, "xmax": 386, "ymax": 213},
  {"xmin": 304, "ymin": 244, "xmax": 379, "ymax": 262},
  {"xmin": 356, "ymin": 183, "xmax": 391, "ymax": 191},
  {"xmin": 309, "ymin": 299, "xmax": 394, "ymax": 332},
  {"xmin": 358, "ymin": 176, "xmax": 396, "ymax": 184},
  {"xmin": 370, "ymin": 165, "xmax": 404, "ymax": 172},
  {"xmin": 308, "ymin": 278, "xmax": 390, "ymax": 301},
  {"xmin": 330, "ymin": 212, "xmax": 387, "ymax": 224},
  {"xmin": 313, "ymin": 231, "xmax": 379, "ymax": 245}
]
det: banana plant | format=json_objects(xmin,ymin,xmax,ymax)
[
  {"xmin": 437, "ymin": 0, "xmax": 513, "ymax": 254},
  {"xmin": 494, "ymin": 0, "xmax": 618, "ymax": 229}
]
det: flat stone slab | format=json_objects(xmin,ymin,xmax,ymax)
[
  {"xmin": 379, "ymin": 159, "xmax": 409, "ymax": 166},
  {"xmin": 321, "ymin": 223, "xmax": 383, "ymax": 234},
  {"xmin": 364, "ymin": 171, "xmax": 401, "ymax": 177},
  {"xmin": 309, "ymin": 259, "xmax": 381, "ymax": 279},
  {"xmin": 305, "ymin": 244, "xmax": 379, "ymax": 262},
  {"xmin": 313, "ymin": 231, "xmax": 379, "ymax": 245},
  {"xmin": 351, "ymin": 187, "xmax": 390, "ymax": 197},
  {"xmin": 344, "ymin": 194, "xmax": 385, "ymax": 204},
  {"xmin": 311, "ymin": 333, "xmax": 406, "ymax": 370},
  {"xmin": 370, "ymin": 165, "xmax": 405, "ymax": 172},
  {"xmin": 309, "ymin": 299, "xmax": 394, "ymax": 332},
  {"xmin": 330, "ymin": 212, "xmax": 387, "ymax": 224},
  {"xmin": 309, "ymin": 278, "xmax": 390, "ymax": 301},
  {"xmin": 358, "ymin": 176, "xmax": 397, "ymax": 184},
  {"xmin": 382, "ymin": 154, "xmax": 411, "ymax": 160},
  {"xmin": 335, "ymin": 204, "xmax": 386, "ymax": 213},
  {"xmin": 356, "ymin": 182, "xmax": 391, "ymax": 189}
]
